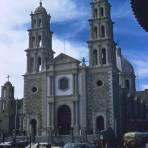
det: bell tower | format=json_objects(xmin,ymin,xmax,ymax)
[
  {"xmin": 23, "ymin": 2, "xmax": 55, "ymax": 136},
  {"xmin": 88, "ymin": 0, "xmax": 116, "ymax": 67},
  {"xmin": 87, "ymin": 0, "xmax": 120, "ymax": 135},
  {"xmin": 26, "ymin": 2, "xmax": 54, "ymax": 74}
]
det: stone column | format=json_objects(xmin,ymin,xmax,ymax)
[
  {"xmin": 47, "ymin": 103, "xmax": 52, "ymax": 127},
  {"xmin": 50, "ymin": 76, "xmax": 53, "ymax": 96},
  {"xmin": 51, "ymin": 103, "xmax": 54, "ymax": 127},
  {"xmin": 73, "ymin": 101, "xmax": 76, "ymax": 127},
  {"xmin": 74, "ymin": 69, "xmax": 80, "ymax": 135},
  {"xmin": 75, "ymin": 101, "xmax": 80, "ymax": 135},
  {"xmin": 73, "ymin": 74, "xmax": 76, "ymax": 95}
]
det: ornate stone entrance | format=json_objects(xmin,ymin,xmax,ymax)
[{"xmin": 57, "ymin": 105, "xmax": 71, "ymax": 135}]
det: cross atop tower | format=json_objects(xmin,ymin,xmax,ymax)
[
  {"xmin": 40, "ymin": 0, "xmax": 42, "ymax": 6},
  {"xmin": 6, "ymin": 75, "xmax": 10, "ymax": 82}
]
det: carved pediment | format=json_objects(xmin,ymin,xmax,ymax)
[{"xmin": 54, "ymin": 53, "xmax": 80, "ymax": 64}]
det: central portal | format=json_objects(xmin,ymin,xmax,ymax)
[{"xmin": 57, "ymin": 105, "xmax": 71, "ymax": 135}]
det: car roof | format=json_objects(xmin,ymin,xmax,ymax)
[{"xmin": 65, "ymin": 143, "xmax": 89, "ymax": 146}]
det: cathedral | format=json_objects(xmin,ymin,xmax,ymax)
[
  {"xmin": 0, "ymin": 0, "xmax": 147, "ymax": 143},
  {"xmin": 22, "ymin": 0, "xmax": 139, "ymax": 139}
]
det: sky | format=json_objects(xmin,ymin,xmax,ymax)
[{"xmin": 0, "ymin": 0, "xmax": 148, "ymax": 98}]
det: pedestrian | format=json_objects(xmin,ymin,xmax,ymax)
[{"xmin": 37, "ymin": 142, "xmax": 40, "ymax": 148}]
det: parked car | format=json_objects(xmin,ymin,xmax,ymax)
[
  {"xmin": 25, "ymin": 142, "xmax": 51, "ymax": 148},
  {"xmin": 123, "ymin": 132, "xmax": 148, "ymax": 147},
  {"xmin": 14, "ymin": 141, "xmax": 28, "ymax": 148}
]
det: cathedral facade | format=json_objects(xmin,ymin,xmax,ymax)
[
  {"xmin": 22, "ymin": 0, "xmax": 144, "ymax": 141},
  {"xmin": 0, "ymin": 0, "xmax": 147, "ymax": 143}
]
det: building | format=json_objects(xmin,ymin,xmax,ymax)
[
  {"xmin": 22, "ymin": 0, "xmax": 148, "ymax": 141},
  {"xmin": 0, "ymin": 80, "xmax": 15, "ymax": 135},
  {"xmin": 0, "ymin": 80, "xmax": 24, "ymax": 138},
  {"xmin": 0, "ymin": 0, "xmax": 147, "ymax": 143}
]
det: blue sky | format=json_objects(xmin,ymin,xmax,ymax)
[
  {"xmin": 51, "ymin": 0, "xmax": 148, "ymax": 90},
  {"xmin": 0, "ymin": 0, "xmax": 148, "ymax": 98}
]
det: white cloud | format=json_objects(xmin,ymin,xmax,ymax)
[
  {"xmin": 0, "ymin": 0, "xmax": 87, "ymax": 98},
  {"xmin": 53, "ymin": 37, "xmax": 87, "ymax": 59},
  {"xmin": 132, "ymin": 58, "xmax": 148, "ymax": 79},
  {"xmin": 141, "ymin": 84, "xmax": 148, "ymax": 91},
  {"xmin": 112, "ymin": 1, "xmax": 131, "ymax": 19},
  {"xmin": 0, "ymin": 0, "xmax": 85, "ymax": 29}
]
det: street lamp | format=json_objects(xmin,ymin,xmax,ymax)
[
  {"xmin": 71, "ymin": 126, "xmax": 74, "ymax": 143},
  {"xmin": 84, "ymin": 127, "xmax": 87, "ymax": 142},
  {"xmin": 0, "ymin": 119, "xmax": 3, "ymax": 141},
  {"xmin": 100, "ymin": 135, "xmax": 104, "ymax": 148},
  {"xmin": 28, "ymin": 112, "xmax": 33, "ymax": 148},
  {"xmin": 50, "ymin": 127, "xmax": 53, "ymax": 144},
  {"xmin": 12, "ymin": 98, "xmax": 18, "ymax": 146},
  {"xmin": 46, "ymin": 127, "xmax": 52, "ymax": 145}
]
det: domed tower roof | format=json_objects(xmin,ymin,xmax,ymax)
[
  {"xmin": 120, "ymin": 57, "xmax": 135, "ymax": 74},
  {"xmin": 4, "ymin": 81, "xmax": 13, "ymax": 87},
  {"xmin": 116, "ymin": 47, "xmax": 135, "ymax": 74},
  {"xmin": 1, "ymin": 79, "xmax": 14, "ymax": 99},
  {"xmin": 34, "ymin": 2, "xmax": 47, "ymax": 14}
]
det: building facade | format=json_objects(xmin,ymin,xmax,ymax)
[
  {"xmin": 0, "ymin": 0, "xmax": 147, "ymax": 143},
  {"xmin": 20, "ymin": 0, "xmax": 148, "ymax": 142}
]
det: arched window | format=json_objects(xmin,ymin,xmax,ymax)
[
  {"xmin": 2, "ymin": 102, "xmax": 5, "ymax": 111},
  {"xmin": 94, "ymin": 27, "xmax": 98, "ymax": 39},
  {"xmin": 32, "ymin": 37, "xmax": 35, "ymax": 48},
  {"xmin": 38, "ymin": 57, "xmax": 42, "ymax": 71},
  {"xmin": 101, "ymin": 25, "xmax": 105, "ymax": 38},
  {"xmin": 9, "ymin": 91, "xmax": 12, "ymax": 98},
  {"xmin": 3, "ymin": 89, "xmax": 6, "ymax": 97},
  {"xmin": 101, "ymin": 48, "xmax": 107, "ymax": 64},
  {"xmin": 94, "ymin": 8, "xmax": 98, "ymax": 18},
  {"xmin": 125, "ymin": 79, "xmax": 130, "ymax": 90},
  {"xmin": 38, "ymin": 19, "xmax": 42, "ymax": 27},
  {"xmin": 96, "ymin": 116, "xmax": 104, "ymax": 132},
  {"xmin": 38, "ymin": 36, "xmax": 42, "ymax": 47},
  {"xmin": 30, "ymin": 57, "xmax": 34, "ymax": 72},
  {"xmin": 100, "ymin": 7, "xmax": 104, "ymax": 17},
  {"xmin": 33, "ymin": 19, "xmax": 36, "ymax": 28},
  {"xmin": 93, "ymin": 50, "xmax": 98, "ymax": 65}
]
